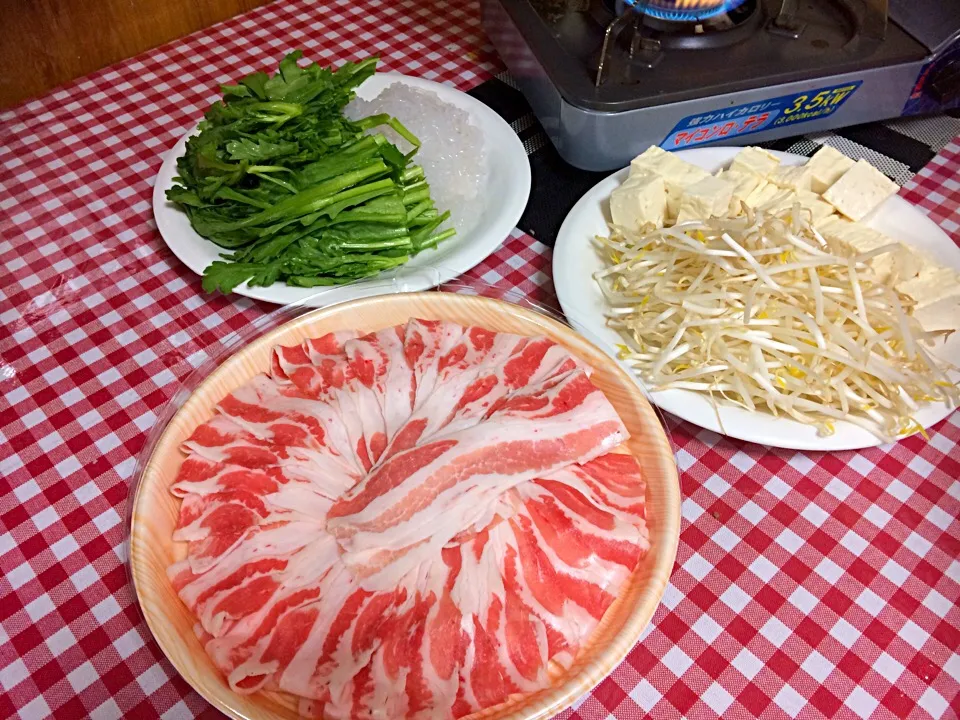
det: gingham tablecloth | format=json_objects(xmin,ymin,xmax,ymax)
[{"xmin": 1, "ymin": 1, "xmax": 959, "ymax": 718}]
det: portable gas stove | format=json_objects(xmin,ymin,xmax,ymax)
[{"xmin": 481, "ymin": 0, "xmax": 960, "ymax": 169}]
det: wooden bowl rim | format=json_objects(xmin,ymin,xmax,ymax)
[{"xmin": 130, "ymin": 292, "xmax": 680, "ymax": 720}]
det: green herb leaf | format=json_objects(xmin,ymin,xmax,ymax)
[{"xmin": 167, "ymin": 51, "xmax": 455, "ymax": 295}]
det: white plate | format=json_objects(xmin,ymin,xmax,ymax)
[
  {"xmin": 153, "ymin": 73, "xmax": 530, "ymax": 307},
  {"xmin": 553, "ymin": 147, "xmax": 960, "ymax": 451}
]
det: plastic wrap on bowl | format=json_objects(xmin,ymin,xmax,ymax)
[{"xmin": 125, "ymin": 272, "xmax": 680, "ymax": 720}]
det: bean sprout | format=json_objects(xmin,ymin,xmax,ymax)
[{"xmin": 595, "ymin": 207, "xmax": 958, "ymax": 441}]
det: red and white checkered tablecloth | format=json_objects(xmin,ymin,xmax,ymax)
[{"xmin": 1, "ymin": 0, "xmax": 958, "ymax": 718}]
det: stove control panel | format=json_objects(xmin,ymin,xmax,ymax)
[
  {"xmin": 929, "ymin": 57, "xmax": 960, "ymax": 105},
  {"xmin": 902, "ymin": 41, "xmax": 960, "ymax": 114}
]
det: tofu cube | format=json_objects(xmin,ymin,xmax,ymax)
[
  {"xmin": 805, "ymin": 145, "xmax": 854, "ymax": 194},
  {"xmin": 610, "ymin": 170, "xmax": 667, "ymax": 230},
  {"xmin": 771, "ymin": 164, "xmax": 815, "ymax": 192},
  {"xmin": 728, "ymin": 146, "xmax": 780, "ymax": 179},
  {"xmin": 895, "ymin": 263, "xmax": 960, "ymax": 308},
  {"xmin": 815, "ymin": 214, "xmax": 891, "ymax": 252},
  {"xmin": 743, "ymin": 181, "xmax": 782, "ymax": 209},
  {"xmin": 628, "ymin": 145, "xmax": 669, "ymax": 176},
  {"xmin": 871, "ymin": 244, "xmax": 928, "ymax": 284},
  {"xmin": 664, "ymin": 163, "xmax": 713, "ymax": 219},
  {"xmin": 794, "ymin": 190, "xmax": 835, "ymax": 223},
  {"xmin": 675, "ymin": 175, "xmax": 736, "ymax": 224},
  {"xmin": 914, "ymin": 302, "xmax": 960, "ymax": 334},
  {"xmin": 716, "ymin": 169, "xmax": 764, "ymax": 215},
  {"xmin": 630, "ymin": 146, "xmax": 710, "ymax": 219},
  {"xmin": 752, "ymin": 187, "xmax": 809, "ymax": 218},
  {"xmin": 755, "ymin": 189, "xmax": 831, "ymax": 222},
  {"xmin": 814, "ymin": 214, "xmax": 909, "ymax": 283},
  {"xmin": 813, "ymin": 214, "xmax": 850, "ymax": 239},
  {"xmin": 837, "ymin": 225, "xmax": 893, "ymax": 253},
  {"xmin": 754, "ymin": 188, "xmax": 795, "ymax": 214},
  {"xmin": 823, "ymin": 159, "xmax": 898, "ymax": 221}
]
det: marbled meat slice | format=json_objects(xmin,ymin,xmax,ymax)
[{"xmin": 326, "ymin": 367, "xmax": 628, "ymax": 589}]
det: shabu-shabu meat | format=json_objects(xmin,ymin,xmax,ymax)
[{"xmin": 168, "ymin": 319, "xmax": 650, "ymax": 719}]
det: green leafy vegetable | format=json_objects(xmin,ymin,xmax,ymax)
[{"xmin": 167, "ymin": 52, "xmax": 454, "ymax": 294}]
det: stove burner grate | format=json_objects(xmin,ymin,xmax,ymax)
[
  {"xmin": 596, "ymin": 0, "xmax": 762, "ymax": 86},
  {"xmin": 623, "ymin": 0, "xmax": 749, "ymax": 23}
]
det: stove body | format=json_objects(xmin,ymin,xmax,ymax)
[{"xmin": 481, "ymin": 0, "xmax": 960, "ymax": 169}]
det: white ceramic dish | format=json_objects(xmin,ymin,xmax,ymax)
[
  {"xmin": 153, "ymin": 72, "xmax": 530, "ymax": 307},
  {"xmin": 553, "ymin": 147, "xmax": 960, "ymax": 451}
]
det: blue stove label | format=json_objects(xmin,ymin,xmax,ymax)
[{"xmin": 660, "ymin": 81, "xmax": 863, "ymax": 150}]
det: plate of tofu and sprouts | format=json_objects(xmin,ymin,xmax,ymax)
[{"xmin": 554, "ymin": 145, "xmax": 960, "ymax": 451}]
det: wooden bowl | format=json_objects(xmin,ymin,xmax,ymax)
[{"xmin": 130, "ymin": 292, "xmax": 680, "ymax": 720}]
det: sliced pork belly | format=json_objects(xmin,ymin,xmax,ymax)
[
  {"xmin": 326, "ymin": 367, "xmax": 627, "ymax": 589},
  {"xmin": 169, "ymin": 320, "xmax": 650, "ymax": 720}
]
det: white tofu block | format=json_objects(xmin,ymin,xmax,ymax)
[
  {"xmin": 755, "ymin": 189, "xmax": 831, "ymax": 222},
  {"xmin": 610, "ymin": 171, "xmax": 667, "ymax": 230},
  {"xmin": 794, "ymin": 190, "xmax": 835, "ymax": 223},
  {"xmin": 728, "ymin": 147, "xmax": 780, "ymax": 179},
  {"xmin": 895, "ymin": 262, "xmax": 960, "ymax": 308},
  {"xmin": 622, "ymin": 168, "xmax": 660, "ymax": 189},
  {"xmin": 753, "ymin": 188, "xmax": 800, "ymax": 215},
  {"xmin": 814, "ymin": 215, "xmax": 916, "ymax": 284},
  {"xmin": 805, "ymin": 145, "xmax": 855, "ymax": 194},
  {"xmin": 743, "ymin": 181, "xmax": 782, "ymax": 209},
  {"xmin": 871, "ymin": 245, "xmax": 928, "ymax": 284},
  {"xmin": 813, "ymin": 214, "xmax": 850, "ymax": 238},
  {"xmin": 716, "ymin": 169, "xmax": 764, "ymax": 215},
  {"xmin": 628, "ymin": 145, "xmax": 669, "ymax": 176},
  {"xmin": 630, "ymin": 146, "xmax": 710, "ymax": 219},
  {"xmin": 771, "ymin": 164, "xmax": 815, "ymax": 192},
  {"xmin": 815, "ymin": 214, "xmax": 891, "ymax": 251},
  {"xmin": 914, "ymin": 302, "xmax": 960, "ymax": 334},
  {"xmin": 666, "ymin": 163, "xmax": 714, "ymax": 215},
  {"xmin": 823, "ymin": 159, "xmax": 899, "ymax": 221},
  {"xmin": 675, "ymin": 175, "xmax": 736, "ymax": 224},
  {"xmin": 867, "ymin": 251, "xmax": 897, "ymax": 283},
  {"xmin": 840, "ymin": 226, "xmax": 894, "ymax": 254}
]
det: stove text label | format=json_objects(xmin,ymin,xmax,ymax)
[{"xmin": 661, "ymin": 81, "xmax": 863, "ymax": 150}]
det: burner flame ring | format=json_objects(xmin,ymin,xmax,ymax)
[{"xmin": 623, "ymin": 0, "xmax": 749, "ymax": 22}]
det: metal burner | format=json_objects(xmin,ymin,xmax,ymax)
[
  {"xmin": 596, "ymin": 0, "xmax": 761, "ymax": 85},
  {"xmin": 623, "ymin": 0, "xmax": 748, "ymax": 23},
  {"xmin": 635, "ymin": 0, "xmax": 761, "ymax": 44}
]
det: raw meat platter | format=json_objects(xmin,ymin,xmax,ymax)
[{"xmin": 129, "ymin": 292, "xmax": 680, "ymax": 720}]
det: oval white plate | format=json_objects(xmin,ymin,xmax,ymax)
[
  {"xmin": 554, "ymin": 147, "xmax": 960, "ymax": 451},
  {"xmin": 153, "ymin": 72, "xmax": 530, "ymax": 307}
]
